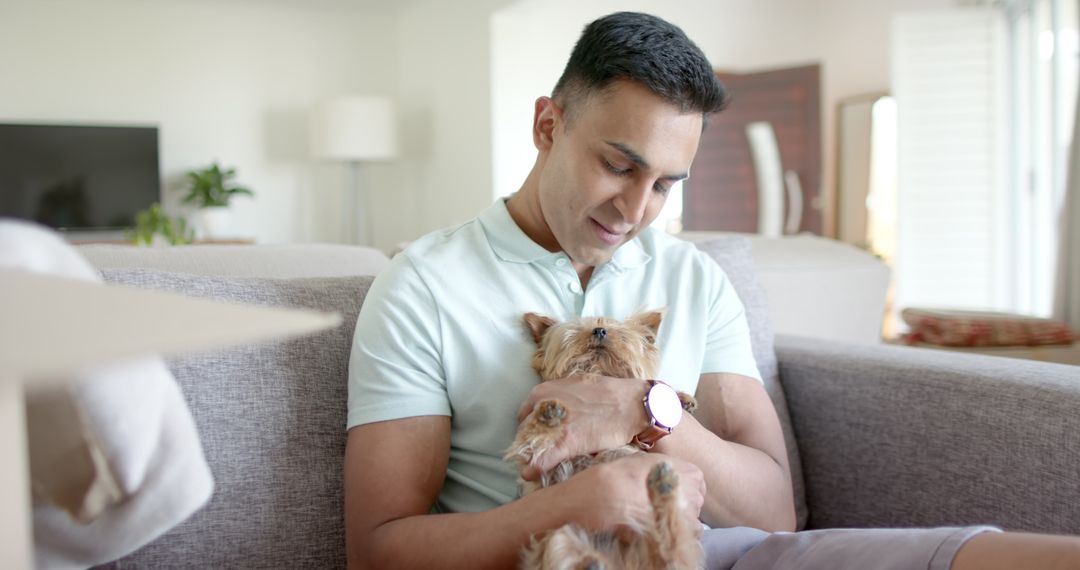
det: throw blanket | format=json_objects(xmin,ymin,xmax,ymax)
[{"xmin": 0, "ymin": 220, "xmax": 213, "ymax": 569}]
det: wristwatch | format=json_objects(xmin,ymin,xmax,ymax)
[{"xmin": 631, "ymin": 380, "xmax": 683, "ymax": 450}]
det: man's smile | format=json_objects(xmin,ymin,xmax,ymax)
[{"xmin": 590, "ymin": 218, "xmax": 629, "ymax": 246}]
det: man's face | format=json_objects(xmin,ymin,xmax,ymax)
[{"xmin": 535, "ymin": 80, "xmax": 703, "ymax": 269}]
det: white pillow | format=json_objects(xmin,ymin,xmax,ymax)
[{"xmin": 0, "ymin": 220, "xmax": 213, "ymax": 569}]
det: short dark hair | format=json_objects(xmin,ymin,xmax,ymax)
[{"xmin": 553, "ymin": 12, "xmax": 729, "ymax": 122}]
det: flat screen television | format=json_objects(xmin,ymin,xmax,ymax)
[{"xmin": 0, "ymin": 123, "xmax": 160, "ymax": 231}]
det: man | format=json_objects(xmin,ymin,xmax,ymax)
[{"xmin": 344, "ymin": 11, "xmax": 1080, "ymax": 569}]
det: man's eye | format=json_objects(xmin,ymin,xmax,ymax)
[
  {"xmin": 653, "ymin": 182, "xmax": 671, "ymax": 195},
  {"xmin": 603, "ymin": 160, "xmax": 631, "ymax": 176}
]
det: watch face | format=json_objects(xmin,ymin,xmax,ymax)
[{"xmin": 646, "ymin": 383, "xmax": 683, "ymax": 429}]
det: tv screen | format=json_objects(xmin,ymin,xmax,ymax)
[{"xmin": 0, "ymin": 123, "xmax": 160, "ymax": 231}]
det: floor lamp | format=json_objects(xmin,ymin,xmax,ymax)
[
  {"xmin": 0, "ymin": 270, "xmax": 340, "ymax": 569},
  {"xmin": 310, "ymin": 97, "xmax": 398, "ymax": 245}
]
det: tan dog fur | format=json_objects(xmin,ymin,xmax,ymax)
[{"xmin": 506, "ymin": 311, "xmax": 702, "ymax": 570}]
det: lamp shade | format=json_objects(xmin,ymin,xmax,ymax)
[{"xmin": 310, "ymin": 96, "xmax": 398, "ymax": 161}]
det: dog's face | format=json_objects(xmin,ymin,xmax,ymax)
[{"xmin": 523, "ymin": 311, "xmax": 663, "ymax": 381}]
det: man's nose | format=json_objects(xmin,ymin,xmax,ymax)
[{"xmin": 614, "ymin": 185, "xmax": 650, "ymax": 226}]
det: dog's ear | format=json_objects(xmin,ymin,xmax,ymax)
[
  {"xmin": 629, "ymin": 309, "xmax": 664, "ymax": 343},
  {"xmin": 523, "ymin": 313, "xmax": 557, "ymax": 345}
]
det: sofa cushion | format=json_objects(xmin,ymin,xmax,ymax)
[
  {"xmin": 96, "ymin": 269, "xmax": 374, "ymax": 569},
  {"xmin": 679, "ymin": 232, "xmax": 891, "ymax": 344},
  {"xmin": 695, "ymin": 236, "xmax": 808, "ymax": 531}
]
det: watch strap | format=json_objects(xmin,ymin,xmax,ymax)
[
  {"xmin": 632, "ymin": 380, "xmax": 676, "ymax": 451},
  {"xmin": 631, "ymin": 423, "xmax": 671, "ymax": 450}
]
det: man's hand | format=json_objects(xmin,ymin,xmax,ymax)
[
  {"xmin": 515, "ymin": 373, "xmax": 650, "ymax": 479},
  {"xmin": 557, "ymin": 452, "xmax": 706, "ymax": 539}
]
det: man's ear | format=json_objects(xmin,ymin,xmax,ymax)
[
  {"xmin": 522, "ymin": 312, "xmax": 557, "ymax": 345},
  {"xmin": 533, "ymin": 96, "xmax": 559, "ymax": 152},
  {"xmin": 630, "ymin": 309, "xmax": 664, "ymax": 343}
]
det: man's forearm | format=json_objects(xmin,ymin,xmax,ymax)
[
  {"xmin": 351, "ymin": 452, "xmax": 701, "ymax": 569},
  {"xmin": 352, "ymin": 484, "xmax": 574, "ymax": 570},
  {"xmin": 653, "ymin": 413, "xmax": 795, "ymax": 531}
]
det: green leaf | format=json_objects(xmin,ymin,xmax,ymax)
[
  {"xmin": 128, "ymin": 202, "xmax": 192, "ymax": 247},
  {"xmin": 181, "ymin": 162, "xmax": 255, "ymax": 208}
]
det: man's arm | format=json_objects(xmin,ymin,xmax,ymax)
[
  {"xmin": 344, "ymin": 415, "xmax": 707, "ymax": 569},
  {"xmin": 653, "ymin": 372, "xmax": 795, "ymax": 531},
  {"xmin": 515, "ymin": 372, "xmax": 795, "ymax": 532}
]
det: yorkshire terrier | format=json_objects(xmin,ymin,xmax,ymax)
[{"xmin": 505, "ymin": 310, "xmax": 702, "ymax": 570}]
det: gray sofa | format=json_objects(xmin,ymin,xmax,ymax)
[{"xmin": 76, "ymin": 238, "xmax": 1080, "ymax": 568}]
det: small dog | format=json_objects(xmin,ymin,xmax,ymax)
[{"xmin": 506, "ymin": 310, "xmax": 702, "ymax": 570}]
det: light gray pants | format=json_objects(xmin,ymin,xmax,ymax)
[{"xmin": 702, "ymin": 525, "xmax": 1000, "ymax": 570}]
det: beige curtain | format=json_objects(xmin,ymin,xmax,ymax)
[{"xmin": 1054, "ymin": 83, "xmax": 1080, "ymax": 330}]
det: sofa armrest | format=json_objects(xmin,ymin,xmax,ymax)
[{"xmin": 776, "ymin": 334, "xmax": 1080, "ymax": 534}]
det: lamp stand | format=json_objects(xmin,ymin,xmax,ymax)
[{"xmin": 341, "ymin": 162, "xmax": 372, "ymax": 246}]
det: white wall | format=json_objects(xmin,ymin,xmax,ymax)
[
  {"xmin": 814, "ymin": 0, "xmax": 956, "ymax": 233},
  {"xmin": 0, "ymin": 0, "xmax": 397, "ymax": 245},
  {"xmin": 1, "ymin": 0, "xmax": 964, "ymax": 249},
  {"xmin": 377, "ymin": 0, "xmax": 513, "ymax": 250},
  {"xmin": 491, "ymin": 0, "xmax": 954, "ymax": 235}
]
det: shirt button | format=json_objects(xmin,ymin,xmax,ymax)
[
  {"xmin": 568, "ymin": 282, "xmax": 582, "ymax": 294},
  {"xmin": 556, "ymin": 258, "xmax": 568, "ymax": 267}
]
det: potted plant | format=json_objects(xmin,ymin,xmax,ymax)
[
  {"xmin": 181, "ymin": 162, "xmax": 253, "ymax": 239},
  {"xmin": 126, "ymin": 203, "xmax": 194, "ymax": 246}
]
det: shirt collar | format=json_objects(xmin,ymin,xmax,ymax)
[
  {"xmin": 610, "ymin": 234, "xmax": 650, "ymax": 271},
  {"xmin": 478, "ymin": 198, "xmax": 555, "ymax": 264},
  {"xmin": 478, "ymin": 197, "xmax": 652, "ymax": 271}
]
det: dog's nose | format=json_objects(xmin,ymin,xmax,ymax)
[{"xmin": 592, "ymin": 327, "xmax": 607, "ymax": 341}]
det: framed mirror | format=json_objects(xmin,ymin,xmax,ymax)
[{"xmin": 836, "ymin": 93, "xmax": 897, "ymax": 261}]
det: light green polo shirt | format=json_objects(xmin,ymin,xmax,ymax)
[{"xmin": 347, "ymin": 198, "xmax": 761, "ymax": 514}]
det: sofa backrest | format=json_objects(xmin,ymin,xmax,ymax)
[
  {"xmin": 79, "ymin": 243, "xmax": 391, "ymax": 279},
  {"xmin": 96, "ymin": 270, "xmax": 374, "ymax": 568}
]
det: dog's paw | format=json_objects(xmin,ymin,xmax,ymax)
[
  {"xmin": 504, "ymin": 401, "xmax": 568, "ymax": 473},
  {"xmin": 504, "ymin": 443, "xmax": 531, "ymax": 465},
  {"xmin": 647, "ymin": 461, "xmax": 677, "ymax": 497},
  {"xmin": 504, "ymin": 435, "xmax": 543, "ymax": 466},
  {"xmin": 537, "ymin": 399, "xmax": 567, "ymax": 427},
  {"xmin": 677, "ymin": 392, "xmax": 697, "ymax": 413}
]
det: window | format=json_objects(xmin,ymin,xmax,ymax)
[
  {"xmin": 891, "ymin": 1, "xmax": 1078, "ymax": 321},
  {"xmin": 1008, "ymin": 0, "xmax": 1079, "ymax": 315}
]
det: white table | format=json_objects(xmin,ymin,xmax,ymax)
[{"xmin": 0, "ymin": 270, "xmax": 340, "ymax": 568}]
